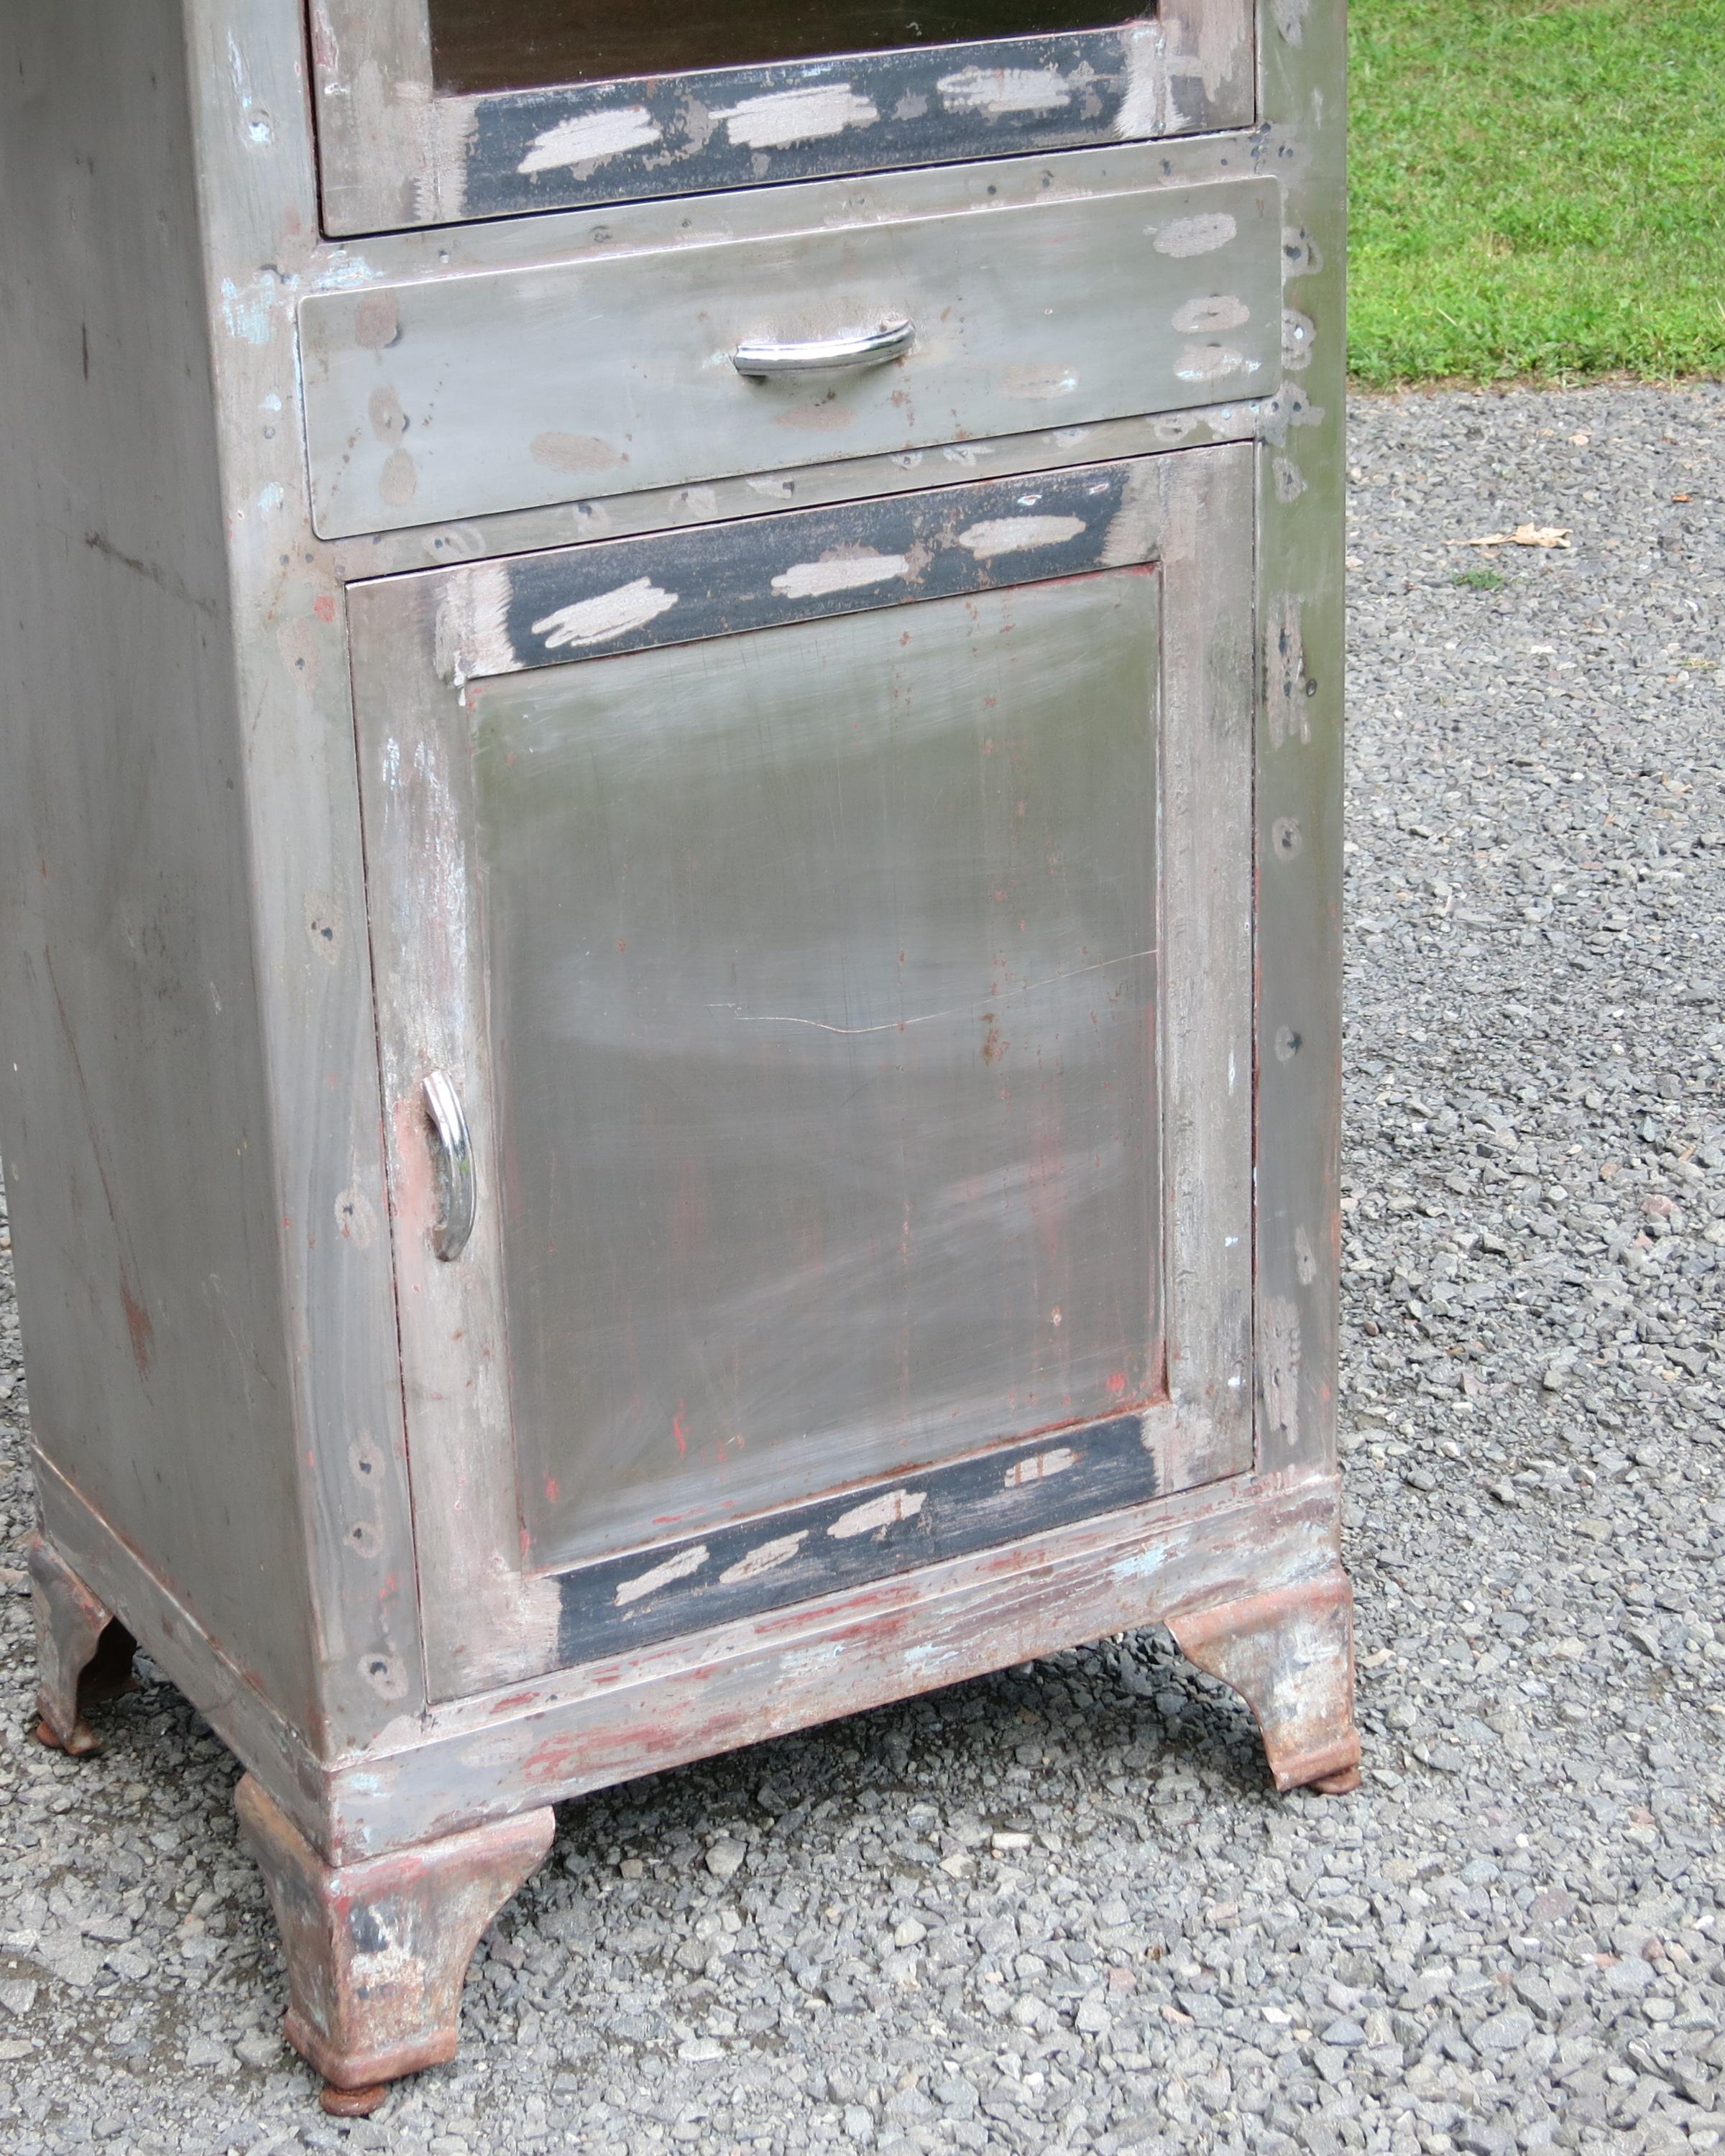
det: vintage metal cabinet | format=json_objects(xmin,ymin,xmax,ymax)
[{"xmin": 0, "ymin": 0, "xmax": 1353, "ymax": 2106}]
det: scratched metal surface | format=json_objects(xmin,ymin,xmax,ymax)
[
  {"xmin": 468, "ymin": 571, "xmax": 1162, "ymax": 1571},
  {"xmin": 298, "ymin": 171, "xmax": 1281, "ymax": 538}
]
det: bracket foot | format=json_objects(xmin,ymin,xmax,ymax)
[
  {"xmin": 236, "ymin": 1777, "xmax": 555, "ymax": 2096},
  {"xmin": 29, "ymin": 1533, "xmax": 137, "ymax": 1754},
  {"xmin": 1169, "ymin": 1570, "xmax": 1362, "ymax": 1793}
]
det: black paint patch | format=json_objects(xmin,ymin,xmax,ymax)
[
  {"xmin": 459, "ymin": 28, "xmax": 1205, "ymax": 223},
  {"xmin": 553, "ymin": 1409, "xmax": 1157, "ymax": 1665},
  {"xmin": 487, "ymin": 460, "xmax": 1137, "ymax": 676}
]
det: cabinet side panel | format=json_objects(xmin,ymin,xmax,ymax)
[{"xmin": 0, "ymin": 6, "xmax": 319, "ymax": 1734}]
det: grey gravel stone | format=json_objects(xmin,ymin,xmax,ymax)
[{"xmin": 1, "ymin": 384, "xmax": 1721, "ymax": 2155}]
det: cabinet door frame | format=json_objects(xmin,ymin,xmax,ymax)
[
  {"xmin": 349, "ymin": 443, "xmax": 1256, "ymax": 1698},
  {"xmin": 306, "ymin": 0, "xmax": 1255, "ymax": 235}
]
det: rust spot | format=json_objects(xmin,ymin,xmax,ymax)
[
  {"xmin": 314, "ymin": 594, "xmax": 337, "ymax": 625},
  {"xmin": 980, "ymin": 1014, "xmax": 1003, "ymax": 1064}
]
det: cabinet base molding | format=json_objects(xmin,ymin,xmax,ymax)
[
  {"xmin": 28, "ymin": 1532, "xmax": 137, "ymax": 1756},
  {"xmin": 236, "ymin": 1777, "xmax": 555, "ymax": 2098}
]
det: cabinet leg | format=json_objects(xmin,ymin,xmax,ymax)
[
  {"xmin": 29, "ymin": 1532, "xmax": 137, "ymax": 1755},
  {"xmin": 236, "ymin": 1777, "xmax": 556, "ymax": 2111},
  {"xmin": 1168, "ymin": 1571, "xmax": 1362, "ymax": 1794}
]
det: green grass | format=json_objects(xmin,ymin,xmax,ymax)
[{"xmin": 1349, "ymin": 0, "xmax": 1725, "ymax": 386}]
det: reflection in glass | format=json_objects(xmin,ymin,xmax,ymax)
[{"xmin": 429, "ymin": 1, "xmax": 1131, "ymax": 95}]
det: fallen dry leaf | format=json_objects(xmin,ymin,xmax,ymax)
[{"xmin": 1455, "ymin": 524, "xmax": 1573, "ymax": 550}]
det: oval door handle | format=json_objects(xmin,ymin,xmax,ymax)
[
  {"xmin": 730, "ymin": 317, "xmax": 916, "ymax": 379},
  {"xmin": 423, "ymin": 1069, "xmax": 476, "ymax": 1262}
]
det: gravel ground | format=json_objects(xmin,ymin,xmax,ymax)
[{"xmin": 1, "ymin": 383, "xmax": 1721, "ymax": 2156}]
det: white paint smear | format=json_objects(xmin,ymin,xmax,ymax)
[
  {"xmin": 714, "ymin": 84, "xmax": 878, "ymax": 149},
  {"xmin": 1152, "ymin": 211, "xmax": 1238, "ymax": 258},
  {"xmin": 615, "ymin": 1543, "xmax": 708, "ymax": 1608},
  {"xmin": 1000, "ymin": 364, "xmax": 1080, "ymax": 401},
  {"xmin": 957, "ymin": 515, "xmax": 1086, "ymax": 561},
  {"xmin": 533, "ymin": 578, "xmax": 678, "ymax": 651},
  {"xmin": 1174, "ymin": 344, "xmax": 1254, "ymax": 384},
  {"xmin": 770, "ymin": 553, "xmax": 911, "ymax": 600},
  {"xmin": 518, "ymin": 106, "xmax": 661, "ymax": 175},
  {"xmin": 1003, "ymin": 1447, "xmax": 1079, "ymax": 1490},
  {"xmin": 1115, "ymin": 23, "xmax": 1177, "ymax": 136},
  {"xmin": 719, "ymin": 1532, "xmax": 808, "ymax": 1585},
  {"xmin": 936, "ymin": 65, "xmax": 1071, "ymax": 116},
  {"xmin": 829, "ymin": 1488, "xmax": 927, "ymax": 1540},
  {"xmin": 1172, "ymin": 293, "xmax": 1251, "ymax": 334}
]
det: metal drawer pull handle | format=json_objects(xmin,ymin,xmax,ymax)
[
  {"xmin": 423, "ymin": 1070, "xmax": 476, "ymax": 1262},
  {"xmin": 731, "ymin": 317, "xmax": 916, "ymax": 379}
]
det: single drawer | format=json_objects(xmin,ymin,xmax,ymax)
[{"xmin": 299, "ymin": 172, "xmax": 1280, "ymax": 538}]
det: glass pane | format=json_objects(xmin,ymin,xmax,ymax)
[
  {"xmin": 469, "ymin": 573, "xmax": 1162, "ymax": 1572},
  {"xmin": 429, "ymin": 1, "xmax": 1131, "ymax": 96}
]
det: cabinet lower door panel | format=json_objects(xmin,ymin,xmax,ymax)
[
  {"xmin": 469, "ymin": 573, "xmax": 1161, "ymax": 1571},
  {"xmin": 349, "ymin": 449, "xmax": 1255, "ymax": 1691}
]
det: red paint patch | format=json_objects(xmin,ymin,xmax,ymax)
[
  {"xmin": 1105, "ymin": 1370, "xmax": 1128, "ymax": 1399},
  {"xmin": 120, "ymin": 1279, "xmax": 155, "ymax": 1376},
  {"xmin": 544, "ymin": 1475, "xmax": 560, "ymax": 1504},
  {"xmin": 673, "ymin": 1406, "xmax": 688, "ymax": 1457},
  {"xmin": 313, "ymin": 594, "xmax": 337, "ymax": 624}
]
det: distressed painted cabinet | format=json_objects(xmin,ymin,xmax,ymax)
[{"xmin": 0, "ymin": 0, "xmax": 1353, "ymax": 2109}]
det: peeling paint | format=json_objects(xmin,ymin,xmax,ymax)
[
  {"xmin": 434, "ymin": 564, "xmax": 513, "ymax": 687},
  {"xmin": 1003, "ymin": 1447, "xmax": 1078, "ymax": 1489},
  {"xmin": 533, "ymin": 578, "xmax": 678, "ymax": 653},
  {"xmin": 1273, "ymin": 0, "xmax": 1313, "ymax": 46},
  {"xmin": 1266, "ymin": 593, "xmax": 1310, "ymax": 750},
  {"xmin": 1174, "ymin": 344, "xmax": 1254, "ymax": 385},
  {"xmin": 770, "ymin": 553, "xmax": 912, "ymax": 599},
  {"xmin": 1272, "ymin": 456, "xmax": 1307, "ymax": 504},
  {"xmin": 935, "ymin": 65, "xmax": 1071, "ymax": 117},
  {"xmin": 830, "ymin": 1489, "xmax": 926, "ymax": 1540},
  {"xmin": 712, "ymin": 85, "xmax": 879, "ymax": 149},
  {"xmin": 615, "ymin": 1544, "xmax": 707, "ymax": 1608},
  {"xmin": 518, "ymin": 106, "xmax": 661, "ymax": 175},
  {"xmin": 1000, "ymin": 363, "xmax": 1080, "ymax": 400},
  {"xmin": 530, "ymin": 432, "xmax": 624, "ymax": 476},
  {"xmin": 218, "ymin": 277, "xmax": 274, "ymax": 347},
  {"xmin": 335, "ymin": 1185, "xmax": 377, "ymax": 1251},
  {"xmin": 957, "ymin": 515, "xmax": 1086, "ymax": 560},
  {"xmin": 1116, "ymin": 22, "xmax": 1179, "ymax": 137},
  {"xmin": 1152, "ymin": 212, "xmax": 1238, "ymax": 259},
  {"xmin": 1172, "ymin": 294, "xmax": 1251, "ymax": 335},
  {"xmin": 719, "ymin": 1532, "xmax": 808, "ymax": 1585},
  {"xmin": 1282, "ymin": 308, "xmax": 1317, "ymax": 373},
  {"xmin": 1259, "ymin": 1296, "xmax": 1302, "ymax": 1449}
]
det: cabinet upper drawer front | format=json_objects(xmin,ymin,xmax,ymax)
[{"xmin": 300, "ymin": 176, "xmax": 1279, "ymax": 538}]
